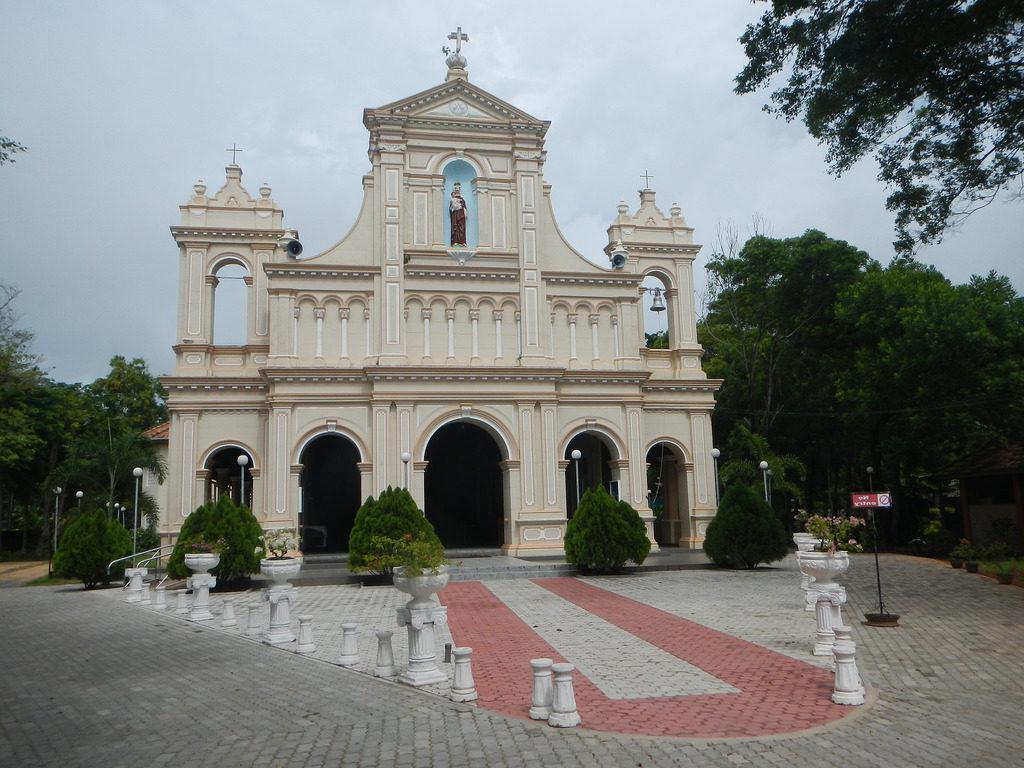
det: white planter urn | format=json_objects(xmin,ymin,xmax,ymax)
[
  {"xmin": 394, "ymin": 566, "xmax": 450, "ymax": 687},
  {"xmin": 793, "ymin": 533, "xmax": 817, "ymax": 552},
  {"xmin": 261, "ymin": 557, "xmax": 302, "ymax": 644},
  {"xmin": 797, "ymin": 550, "xmax": 850, "ymax": 593},
  {"xmin": 184, "ymin": 552, "xmax": 220, "ymax": 621}
]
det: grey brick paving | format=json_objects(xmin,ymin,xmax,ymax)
[{"xmin": 2, "ymin": 554, "xmax": 1022, "ymax": 767}]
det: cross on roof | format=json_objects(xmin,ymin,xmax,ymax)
[
  {"xmin": 641, "ymin": 170, "xmax": 654, "ymax": 189},
  {"xmin": 448, "ymin": 26, "xmax": 468, "ymax": 54},
  {"xmin": 226, "ymin": 143, "xmax": 243, "ymax": 165}
]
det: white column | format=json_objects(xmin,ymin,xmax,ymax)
[
  {"xmin": 446, "ymin": 309, "xmax": 456, "ymax": 360},
  {"xmin": 364, "ymin": 306, "xmax": 372, "ymax": 356},
  {"xmin": 470, "ymin": 309, "xmax": 480, "ymax": 361},
  {"xmin": 568, "ymin": 315, "xmax": 578, "ymax": 361},
  {"xmin": 421, "ymin": 309, "xmax": 432, "ymax": 359},
  {"xmin": 589, "ymin": 314, "xmax": 600, "ymax": 363},
  {"xmin": 612, "ymin": 315, "xmax": 621, "ymax": 358},
  {"xmin": 292, "ymin": 307, "xmax": 299, "ymax": 357},
  {"xmin": 515, "ymin": 311, "xmax": 523, "ymax": 359},
  {"xmin": 313, "ymin": 307, "xmax": 325, "ymax": 358},
  {"xmin": 339, "ymin": 308, "xmax": 349, "ymax": 359},
  {"xmin": 493, "ymin": 310, "xmax": 504, "ymax": 360}
]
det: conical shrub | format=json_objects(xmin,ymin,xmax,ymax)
[{"xmin": 703, "ymin": 483, "xmax": 789, "ymax": 569}]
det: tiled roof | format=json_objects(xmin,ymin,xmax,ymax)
[{"xmin": 142, "ymin": 421, "xmax": 170, "ymax": 440}]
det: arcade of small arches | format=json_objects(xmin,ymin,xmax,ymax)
[{"xmin": 194, "ymin": 420, "xmax": 694, "ymax": 554}]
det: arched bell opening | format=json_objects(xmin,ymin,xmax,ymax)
[
  {"xmin": 647, "ymin": 442, "xmax": 689, "ymax": 547},
  {"xmin": 424, "ymin": 421, "xmax": 504, "ymax": 548},
  {"xmin": 204, "ymin": 446, "xmax": 254, "ymax": 508},
  {"xmin": 564, "ymin": 432, "xmax": 617, "ymax": 518},
  {"xmin": 641, "ymin": 272, "xmax": 671, "ymax": 350},
  {"xmin": 298, "ymin": 434, "xmax": 361, "ymax": 553},
  {"xmin": 211, "ymin": 261, "xmax": 249, "ymax": 346}
]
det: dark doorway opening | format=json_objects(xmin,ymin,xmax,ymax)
[
  {"xmin": 424, "ymin": 422, "xmax": 503, "ymax": 547},
  {"xmin": 648, "ymin": 443, "xmax": 684, "ymax": 547},
  {"xmin": 564, "ymin": 433, "xmax": 613, "ymax": 518},
  {"xmin": 205, "ymin": 446, "xmax": 254, "ymax": 508},
  {"xmin": 299, "ymin": 435, "xmax": 361, "ymax": 553}
]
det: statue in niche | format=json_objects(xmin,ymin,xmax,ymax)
[{"xmin": 449, "ymin": 182, "xmax": 468, "ymax": 246}]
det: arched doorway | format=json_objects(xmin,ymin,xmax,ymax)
[
  {"xmin": 424, "ymin": 421, "xmax": 503, "ymax": 548},
  {"xmin": 647, "ymin": 442, "xmax": 688, "ymax": 547},
  {"xmin": 205, "ymin": 446, "xmax": 254, "ymax": 508},
  {"xmin": 299, "ymin": 435, "xmax": 361, "ymax": 553},
  {"xmin": 564, "ymin": 432, "xmax": 615, "ymax": 518}
]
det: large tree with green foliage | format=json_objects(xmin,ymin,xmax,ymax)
[{"xmin": 736, "ymin": 1, "xmax": 1024, "ymax": 253}]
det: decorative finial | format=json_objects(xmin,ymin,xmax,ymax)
[
  {"xmin": 670, "ymin": 202, "xmax": 682, "ymax": 218},
  {"xmin": 444, "ymin": 26, "xmax": 469, "ymax": 71},
  {"xmin": 193, "ymin": 179, "xmax": 207, "ymax": 196},
  {"xmin": 617, "ymin": 200, "xmax": 629, "ymax": 215},
  {"xmin": 226, "ymin": 143, "xmax": 243, "ymax": 165},
  {"xmin": 640, "ymin": 170, "xmax": 654, "ymax": 190},
  {"xmin": 259, "ymin": 182, "xmax": 272, "ymax": 199}
]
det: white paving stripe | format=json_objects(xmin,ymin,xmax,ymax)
[{"xmin": 484, "ymin": 579, "xmax": 737, "ymax": 700}]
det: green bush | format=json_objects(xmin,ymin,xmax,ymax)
[
  {"xmin": 703, "ymin": 483, "xmax": 789, "ymax": 569},
  {"xmin": 53, "ymin": 509, "xmax": 133, "ymax": 588},
  {"xmin": 564, "ymin": 486, "xmax": 651, "ymax": 572},
  {"xmin": 348, "ymin": 487, "xmax": 443, "ymax": 575},
  {"xmin": 166, "ymin": 495, "xmax": 263, "ymax": 584}
]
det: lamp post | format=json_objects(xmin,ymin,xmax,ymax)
[
  {"xmin": 401, "ymin": 451, "xmax": 411, "ymax": 489},
  {"xmin": 49, "ymin": 486, "xmax": 62, "ymax": 577},
  {"xmin": 114, "ymin": 503, "xmax": 121, "ymax": 525},
  {"xmin": 759, "ymin": 461, "xmax": 769, "ymax": 503},
  {"xmin": 76, "ymin": 490, "xmax": 83, "ymax": 513},
  {"xmin": 132, "ymin": 467, "xmax": 143, "ymax": 560},
  {"xmin": 766, "ymin": 468, "xmax": 773, "ymax": 503},
  {"xmin": 710, "ymin": 448, "xmax": 721, "ymax": 506},
  {"xmin": 237, "ymin": 454, "xmax": 249, "ymax": 506},
  {"xmin": 570, "ymin": 449, "xmax": 583, "ymax": 511}
]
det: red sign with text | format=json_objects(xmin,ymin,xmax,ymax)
[{"xmin": 851, "ymin": 492, "xmax": 892, "ymax": 508}]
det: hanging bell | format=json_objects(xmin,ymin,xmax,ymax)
[{"xmin": 650, "ymin": 288, "xmax": 666, "ymax": 312}]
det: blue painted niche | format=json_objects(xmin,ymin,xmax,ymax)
[{"xmin": 442, "ymin": 159, "xmax": 478, "ymax": 248}]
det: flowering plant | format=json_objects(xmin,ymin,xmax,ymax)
[
  {"xmin": 805, "ymin": 514, "xmax": 865, "ymax": 553},
  {"xmin": 184, "ymin": 537, "xmax": 226, "ymax": 555},
  {"xmin": 367, "ymin": 532, "xmax": 447, "ymax": 578},
  {"xmin": 261, "ymin": 528, "xmax": 300, "ymax": 559},
  {"xmin": 792, "ymin": 509, "xmax": 810, "ymax": 533}
]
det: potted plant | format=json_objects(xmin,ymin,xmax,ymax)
[
  {"xmin": 259, "ymin": 528, "xmax": 302, "ymax": 586},
  {"xmin": 391, "ymin": 534, "xmax": 450, "ymax": 611},
  {"xmin": 797, "ymin": 514, "xmax": 864, "ymax": 591},
  {"xmin": 949, "ymin": 539, "xmax": 973, "ymax": 568},
  {"xmin": 183, "ymin": 538, "xmax": 224, "ymax": 576},
  {"xmin": 991, "ymin": 561, "xmax": 1015, "ymax": 585}
]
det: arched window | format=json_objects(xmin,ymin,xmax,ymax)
[
  {"xmin": 212, "ymin": 262, "xmax": 248, "ymax": 345},
  {"xmin": 641, "ymin": 273, "xmax": 670, "ymax": 349},
  {"xmin": 442, "ymin": 159, "xmax": 478, "ymax": 248}
]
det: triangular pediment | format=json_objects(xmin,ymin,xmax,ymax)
[{"xmin": 367, "ymin": 79, "xmax": 545, "ymax": 127}]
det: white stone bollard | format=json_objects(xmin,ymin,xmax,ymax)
[
  {"xmin": 296, "ymin": 615, "xmax": 316, "ymax": 654},
  {"xmin": 189, "ymin": 573, "xmax": 216, "ymax": 622},
  {"xmin": 264, "ymin": 585, "xmax": 296, "ymax": 644},
  {"xmin": 153, "ymin": 584, "xmax": 167, "ymax": 610},
  {"xmin": 374, "ymin": 629, "xmax": 397, "ymax": 678},
  {"xmin": 396, "ymin": 605, "xmax": 448, "ymax": 687},
  {"xmin": 813, "ymin": 591, "xmax": 838, "ymax": 656},
  {"xmin": 529, "ymin": 658, "xmax": 554, "ymax": 720},
  {"xmin": 833, "ymin": 625, "xmax": 865, "ymax": 695},
  {"xmin": 124, "ymin": 568, "xmax": 147, "ymax": 603},
  {"xmin": 221, "ymin": 597, "xmax": 237, "ymax": 628},
  {"xmin": 139, "ymin": 581, "xmax": 152, "ymax": 605},
  {"xmin": 548, "ymin": 663, "xmax": 581, "ymax": 728},
  {"xmin": 245, "ymin": 605, "xmax": 261, "ymax": 638},
  {"xmin": 450, "ymin": 647, "xmax": 478, "ymax": 703},
  {"xmin": 832, "ymin": 638, "xmax": 865, "ymax": 705},
  {"xmin": 175, "ymin": 590, "xmax": 190, "ymax": 615},
  {"xmin": 338, "ymin": 622, "xmax": 360, "ymax": 666}
]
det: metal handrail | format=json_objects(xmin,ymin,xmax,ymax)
[
  {"xmin": 107, "ymin": 545, "xmax": 169, "ymax": 575},
  {"xmin": 136, "ymin": 545, "xmax": 178, "ymax": 588}
]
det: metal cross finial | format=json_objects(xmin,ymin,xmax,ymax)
[
  {"xmin": 226, "ymin": 143, "xmax": 243, "ymax": 165},
  {"xmin": 448, "ymin": 26, "xmax": 469, "ymax": 54},
  {"xmin": 641, "ymin": 170, "xmax": 654, "ymax": 189}
]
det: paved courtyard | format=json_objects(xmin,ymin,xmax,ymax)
[{"xmin": 2, "ymin": 554, "xmax": 1022, "ymax": 767}]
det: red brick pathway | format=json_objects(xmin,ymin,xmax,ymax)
[{"xmin": 441, "ymin": 577, "xmax": 854, "ymax": 738}]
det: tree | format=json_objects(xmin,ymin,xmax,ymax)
[
  {"xmin": 0, "ymin": 133, "xmax": 26, "ymax": 167},
  {"xmin": 564, "ymin": 486, "xmax": 650, "ymax": 572},
  {"xmin": 703, "ymin": 483, "xmax": 789, "ymax": 569},
  {"xmin": 53, "ymin": 509, "xmax": 132, "ymax": 588},
  {"xmin": 166, "ymin": 495, "xmax": 263, "ymax": 585},
  {"xmin": 736, "ymin": 1, "xmax": 1024, "ymax": 253},
  {"xmin": 348, "ymin": 487, "xmax": 444, "ymax": 575},
  {"xmin": 88, "ymin": 356, "xmax": 167, "ymax": 433}
]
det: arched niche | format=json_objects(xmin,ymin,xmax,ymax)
[
  {"xmin": 211, "ymin": 261, "xmax": 249, "ymax": 346},
  {"xmin": 442, "ymin": 159, "xmax": 478, "ymax": 248},
  {"xmin": 641, "ymin": 271, "xmax": 671, "ymax": 350}
]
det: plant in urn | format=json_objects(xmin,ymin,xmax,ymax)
[{"xmin": 259, "ymin": 528, "xmax": 302, "ymax": 644}]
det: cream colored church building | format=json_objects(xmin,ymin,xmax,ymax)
[{"xmin": 157, "ymin": 41, "xmax": 721, "ymax": 556}]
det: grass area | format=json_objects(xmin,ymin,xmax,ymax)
[
  {"xmin": 0, "ymin": 552, "xmax": 46, "ymax": 563},
  {"xmin": 26, "ymin": 574, "xmax": 79, "ymax": 587}
]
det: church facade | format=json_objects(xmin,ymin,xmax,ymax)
[{"xmin": 158, "ymin": 44, "xmax": 721, "ymax": 556}]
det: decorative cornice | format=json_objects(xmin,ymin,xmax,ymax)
[
  {"xmin": 264, "ymin": 264, "xmax": 379, "ymax": 280},
  {"xmin": 641, "ymin": 379, "xmax": 723, "ymax": 393},
  {"xmin": 404, "ymin": 266, "xmax": 519, "ymax": 281},
  {"xmin": 171, "ymin": 227, "xmax": 283, "ymax": 241},
  {"xmin": 544, "ymin": 271, "xmax": 644, "ymax": 286}
]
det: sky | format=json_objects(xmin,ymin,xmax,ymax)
[{"xmin": 2, "ymin": 1, "xmax": 1021, "ymax": 384}]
